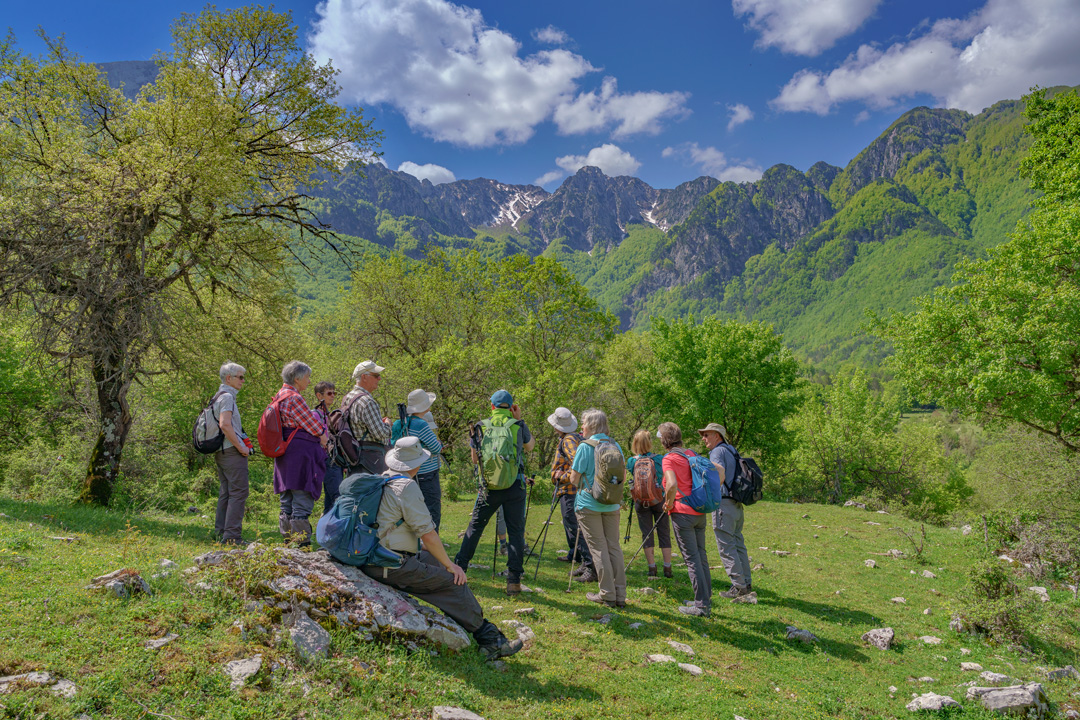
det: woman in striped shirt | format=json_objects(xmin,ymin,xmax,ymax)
[{"xmin": 391, "ymin": 388, "xmax": 444, "ymax": 530}]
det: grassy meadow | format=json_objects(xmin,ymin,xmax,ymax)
[{"xmin": 1, "ymin": 494, "xmax": 1077, "ymax": 719}]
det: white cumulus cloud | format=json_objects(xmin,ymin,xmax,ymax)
[
  {"xmin": 663, "ymin": 143, "xmax": 763, "ymax": 182},
  {"xmin": 309, "ymin": 0, "xmax": 690, "ymax": 147},
  {"xmin": 555, "ymin": 144, "xmax": 641, "ymax": 177},
  {"xmin": 771, "ymin": 0, "xmax": 1080, "ymax": 115},
  {"xmin": 733, "ymin": 0, "xmax": 882, "ymax": 56},
  {"xmin": 533, "ymin": 25, "xmax": 569, "ymax": 45},
  {"xmin": 534, "ymin": 170, "xmax": 565, "ymax": 186},
  {"xmin": 727, "ymin": 103, "xmax": 755, "ymax": 131},
  {"xmin": 397, "ymin": 161, "xmax": 457, "ymax": 185},
  {"xmin": 553, "ymin": 77, "xmax": 691, "ymax": 138}
]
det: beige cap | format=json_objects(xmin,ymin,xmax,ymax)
[
  {"xmin": 352, "ymin": 360, "xmax": 385, "ymax": 381},
  {"xmin": 385, "ymin": 436, "xmax": 431, "ymax": 472},
  {"xmin": 406, "ymin": 389, "xmax": 436, "ymax": 414},
  {"xmin": 697, "ymin": 422, "xmax": 728, "ymax": 441}
]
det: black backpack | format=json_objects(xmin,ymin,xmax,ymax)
[
  {"xmin": 326, "ymin": 393, "xmax": 365, "ymax": 468},
  {"xmin": 721, "ymin": 442, "xmax": 763, "ymax": 506},
  {"xmin": 192, "ymin": 391, "xmax": 228, "ymax": 454}
]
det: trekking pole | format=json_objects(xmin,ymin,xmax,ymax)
[
  {"xmin": 566, "ymin": 525, "xmax": 581, "ymax": 593},
  {"xmin": 624, "ymin": 511, "xmax": 666, "ymax": 572},
  {"xmin": 492, "ymin": 530, "xmax": 498, "ymax": 581},
  {"xmin": 530, "ymin": 488, "xmax": 560, "ymax": 583},
  {"xmin": 624, "ymin": 504, "xmax": 634, "ymax": 543}
]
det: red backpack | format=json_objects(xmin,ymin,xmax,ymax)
[
  {"xmin": 631, "ymin": 454, "xmax": 664, "ymax": 506},
  {"xmin": 257, "ymin": 389, "xmax": 300, "ymax": 458}
]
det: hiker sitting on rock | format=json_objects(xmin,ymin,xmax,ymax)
[{"xmin": 363, "ymin": 437, "xmax": 523, "ymax": 661}]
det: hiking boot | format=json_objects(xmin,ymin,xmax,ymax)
[
  {"xmin": 278, "ymin": 513, "xmax": 292, "ymax": 539},
  {"xmin": 572, "ymin": 565, "xmax": 589, "ymax": 576},
  {"xmin": 663, "ymin": 565, "xmax": 673, "ymax": 578},
  {"xmin": 615, "ymin": 599, "xmax": 628, "ymax": 609},
  {"xmin": 647, "ymin": 565, "xmax": 658, "ymax": 577},
  {"xmin": 719, "ymin": 585, "xmax": 747, "ymax": 599},
  {"xmin": 479, "ymin": 635, "xmax": 524, "ymax": 661},
  {"xmin": 289, "ymin": 517, "xmax": 312, "ymax": 547},
  {"xmin": 586, "ymin": 592, "xmax": 616, "ymax": 607},
  {"xmin": 574, "ymin": 568, "xmax": 598, "ymax": 583},
  {"xmin": 678, "ymin": 605, "xmax": 710, "ymax": 617},
  {"xmin": 506, "ymin": 582, "xmax": 522, "ymax": 596}
]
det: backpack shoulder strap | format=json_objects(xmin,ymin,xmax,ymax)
[
  {"xmin": 207, "ymin": 390, "xmax": 229, "ymax": 422},
  {"xmin": 583, "ymin": 438, "xmax": 599, "ymax": 448}
]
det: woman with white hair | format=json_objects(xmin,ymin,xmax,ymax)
[
  {"xmin": 213, "ymin": 361, "xmax": 251, "ymax": 545},
  {"xmin": 569, "ymin": 408, "xmax": 628, "ymax": 607},
  {"xmin": 272, "ymin": 360, "xmax": 329, "ymax": 545}
]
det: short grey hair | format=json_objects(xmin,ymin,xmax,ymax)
[
  {"xmin": 219, "ymin": 362, "xmax": 245, "ymax": 383},
  {"xmin": 281, "ymin": 360, "xmax": 312, "ymax": 386},
  {"xmin": 580, "ymin": 408, "xmax": 609, "ymax": 436}
]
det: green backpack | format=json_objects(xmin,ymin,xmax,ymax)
[{"xmin": 479, "ymin": 416, "xmax": 523, "ymax": 491}]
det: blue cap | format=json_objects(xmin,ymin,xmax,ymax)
[{"xmin": 490, "ymin": 389, "xmax": 514, "ymax": 408}]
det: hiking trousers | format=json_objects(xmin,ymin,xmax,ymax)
[
  {"xmin": 362, "ymin": 550, "xmax": 484, "ymax": 633},
  {"xmin": 576, "ymin": 508, "xmax": 626, "ymax": 603},
  {"xmin": 634, "ymin": 500, "xmax": 671, "ymax": 550},
  {"xmin": 322, "ymin": 463, "xmax": 345, "ymax": 514},
  {"xmin": 214, "ymin": 447, "xmax": 249, "ymax": 543},
  {"xmin": 559, "ymin": 493, "xmax": 593, "ymax": 567},
  {"xmin": 712, "ymin": 498, "xmax": 751, "ymax": 589},
  {"xmin": 416, "ymin": 469, "xmax": 442, "ymax": 532},
  {"xmin": 672, "ymin": 512, "xmax": 712, "ymax": 609},
  {"xmin": 454, "ymin": 481, "xmax": 526, "ymax": 583}
]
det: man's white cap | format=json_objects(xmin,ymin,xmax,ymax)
[{"xmin": 352, "ymin": 360, "xmax": 385, "ymax": 381}]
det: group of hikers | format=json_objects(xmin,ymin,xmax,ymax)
[{"xmin": 202, "ymin": 358, "xmax": 754, "ymax": 661}]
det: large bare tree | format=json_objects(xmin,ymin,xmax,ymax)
[{"xmin": 0, "ymin": 7, "xmax": 379, "ymax": 504}]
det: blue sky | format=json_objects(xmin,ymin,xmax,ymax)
[{"xmin": 7, "ymin": 0, "xmax": 1080, "ymax": 189}]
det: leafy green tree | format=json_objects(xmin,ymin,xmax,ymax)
[
  {"xmin": 646, "ymin": 317, "xmax": 802, "ymax": 459},
  {"xmin": 596, "ymin": 331, "xmax": 662, "ymax": 449},
  {"xmin": 0, "ymin": 7, "xmax": 379, "ymax": 504},
  {"xmin": 874, "ymin": 89, "xmax": 1080, "ymax": 451}
]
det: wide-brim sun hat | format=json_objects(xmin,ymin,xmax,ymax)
[
  {"xmin": 421, "ymin": 410, "xmax": 438, "ymax": 430},
  {"xmin": 406, "ymin": 388, "xmax": 436, "ymax": 414},
  {"xmin": 697, "ymin": 422, "xmax": 729, "ymax": 441},
  {"xmin": 385, "ymin": 436, "xmax": 431, "ymax": 472},
  {"xmin": 352, "ymin": 360, "xmax": 385, "ymax": 381},
  {"xmin": 547, "ymin": 407, "xmax": 577, "ymax": 433}
]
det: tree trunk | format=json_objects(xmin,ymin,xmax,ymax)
[{"xmin": 80, "ymin": 356, "xmax": 133, "ymax": 505}]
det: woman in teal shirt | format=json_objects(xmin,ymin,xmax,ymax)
[{"xmin": 570, "ymin": 408, "xmax": 627, "ymax": 608}]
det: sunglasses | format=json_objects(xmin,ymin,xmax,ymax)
[
  {"xmin": 236, "ymin": 375, "xmax": 245, "ymax": 380},
  {"xmin": 370, "ymin": 373, "xmax": 381, "ymax": 379},
  {"xmin": 324, "ymin": 391, "xmax": 337, "ymax": 396}
]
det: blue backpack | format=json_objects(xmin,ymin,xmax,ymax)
[
  {"xmin": 672, "ymin": 450, "xmax": 724, "ymax": 513},
  {"xmin": 316, "ymin": 472, "xmax": 405, "ymax": 567}
]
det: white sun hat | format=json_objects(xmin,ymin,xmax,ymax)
[
  {"xmin": 406, "ymin": 388, "xmax": 436, "ymax": 414},
  {"xmin": 546, "ymin": 406, "xmax": 578, "ymax": 433},
  {"xmin": 421, "ymin": 410, "xmax": 438, "ymax": 430},
  {"xmin": 385, "ymin": 436, "xmax": 431, "ymax": 472}
]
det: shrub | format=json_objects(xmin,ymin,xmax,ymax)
[{"xmin": 953, "ymin": 557, "xmax": 1037, "ymax": 644}]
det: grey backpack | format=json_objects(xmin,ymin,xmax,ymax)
[{"xmin": 584, "ymin": 439, "xmax": 626, "ymax": 505}]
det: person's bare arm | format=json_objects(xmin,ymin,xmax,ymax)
[
  {"xmin": 570, "ymin": 469, "xmax": 583, "ymax": 490},
  {"xmin": 663, "ymin": 467, "xmax": 678, "ymax": 513},
  {"xmin": 511, "ymin": 405, "xmax": 536, "ymax": 452},
  {"xmin": 218, "ymin": 410, "xmax": 248, "ymax": 456},
  {"xmin": 420, "ymin": 530, "xmax": 467, "ymax": 585}
]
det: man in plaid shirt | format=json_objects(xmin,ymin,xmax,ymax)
[
  {"xmin": 546, "ymin": 407, "xmax": 595, "ymax": 581},
  {"xmin": 341, "ymin": 360, "xmax": 392, "ymax": 473}
]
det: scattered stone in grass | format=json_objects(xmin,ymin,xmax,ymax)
[
  {"xmin": 980, "ymin": 672, "xmax": 1014, "ymax": 685},
  {"xmin": 667, "ymin": 641, "xmax": 695, "ymax": 655},
  {"xmin": 758, "ymin": 547, "xmax": 769, "ymax": 550},
  {"xmin": 877, "ymin": 510, "xmax": 889, "ymax": 514},
  {"xmin": 491, "ymin": 660, "xmax": 507, "ymax": 672},
  {"xmin": 501, "ymin": 620, "xmax": 536, "ymax": 643},
  {"xmin": 285, "ymin": 612, "xmax": 331, "ymax": 662},
  {"xmin": 930, "ymin": 589, "xmax": 942, "ymax": 596},
  {"xmin": 802, "ymin": 513, "xmax": 810, "ymax": 518},
  {"xmin": 921, "ymin": 570, "xmax": 937, "ymax": 579},
  {"xmin": 890, "ymin": 686, "xmax": 899, "ymax": 693},
  {"xmin": 773, "ymin": 550, "xmax": 791, "ymax": 556},
  {"xmin": 919, "ymin": 677, "xmax": 937, "ymax": 683},
  {"xmin": 998, "ymin": 554, "xmax": 1017, "ymax": 565},
  {"xmin": 866, "ymin": 521, "xmax": 882, "ymax": 526},
  {"xmin": 639, "ymin": 587, "xmax": 659, "ymax": 595},
  {"xmin": 593, "ymin": 614, "xmax": 612, "ymax": 625},
  {"xmin": 518, "ymin": 585, "xmax": 535, "ymax": 593},
  {"xmin": 966, "ymin": 683, "xmax": 1048, "ymax": 717},
  {"xmin": 862, "ymin": 628, "xmax": 895, "ymax": 650},
  {"xmin": 920, "ymin": 636, "xmax": 943, "ymax": 645},
  {"xmin": 469, "ymin": 563, "xmax": 490, "ymax": 570},
  {"xmin": 160, "ymin": 559, "xmax": 178, "ymax": 570},
  {"xmin": 962, "ymin": 525, "xmax": 972, "ymax": 535},
  {"xmin": 84, "ymin": 568, "xmax": 151, "ymax": 598},
  {"xmin": 865, "ymin": 559, "xmax": 877, "ymax": 568},
  {"xmin": 433, "ymin": 706, "xmax": 485, "ymax": 720},
  {"xmin": 814, "ymin": 534, "xmax": 819, "ymax": 538},
  {"xmin": 244, "ymin": 600, "xmax": 265, "ymax": 613},
  {"xmin": 193, "ymin": 552, "xmax": 225, "ymax": 567},
  {"xmin": 960, "ymin": 648, "xmax": 971, "ymax": 655},
  {"xmin": 224, "ymin": 655, "xmax": 262, "ymax": 691},
  {"xmin": 490, "ymin": 606, "xmax": 503, "ymax": 610},
  {"xmin": 1046, "ymin": 665, "xmax": 1079, "ymax": 681},
  {"xmin": 1028, "ymin": 587, "xmax": 1050, "ymax": 603},
  {"xmin": 924, "ymin": 609, "xmax": 932, "ymax": 615},
  {"xmin": 645, "ymin": 654, "xmax": 677, "ymax": 664},
  {"xmin": 629, "ymin": 622, "xmax": 643, "ymax": 629},
  {"xmin": 679, "ymin": 663, "xmax": 704, "ymax": 676},
  {"xmin": 961, "ymin": 662, "xmax": 984, "ymax": 672},
  {"xmin": 50, "ymin": 679, "xmax": 77, "ymax": 698},
  {"xmin": 844, "ymin": 500, "xmax": 867, "ymax": 509},
  {"xmin": 785, "ymin": 626, "xmax": 818, "ymax": 643},
  {"xmin": 514, "ymin": 607, "xmax": 534, "ymax": 615},
  {"xmin": 752, "ymin": 563, "xmax": 765, "ymax": 571},
  {"xmin": 891, "ymin": 597, "xmax": 907, "ymax": 604},
  {"xmin": 144, "ymin": 633, "xmax": 179, "ymax": 650},
  {"xmin": 906, "ymin": 693, "xmax": 960, "ymax": 711},
  {"xmin": 886, "ymin": 549, "xmax": 905, "ymax": 559},
  {"xmin": 0, "ymin": 672, "xmax": 55, "ymax": 694},
  {"xmin": 733, "ymin": 592, "xmax": 758, "ymax": 604}
]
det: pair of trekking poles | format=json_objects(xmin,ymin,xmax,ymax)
[{"xmin": 525, "ymin": 484, "xmax": 668, "ymax": 592}]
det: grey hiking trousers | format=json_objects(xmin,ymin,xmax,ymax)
[
  {"xmin": 214, "ymin": 447, "xmax": 249, "ymax": 543},
  {"xmin": 363, "ymin": 550, "xmax": 484, "ymax": 633},
  {"xmin": 712, "ymin": 498, "xmax": 751, "ymax": 589}
]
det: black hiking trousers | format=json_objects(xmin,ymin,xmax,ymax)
[{"xmin": 454, "ymin": 480, "xmax": 526, "ymax": 583}]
